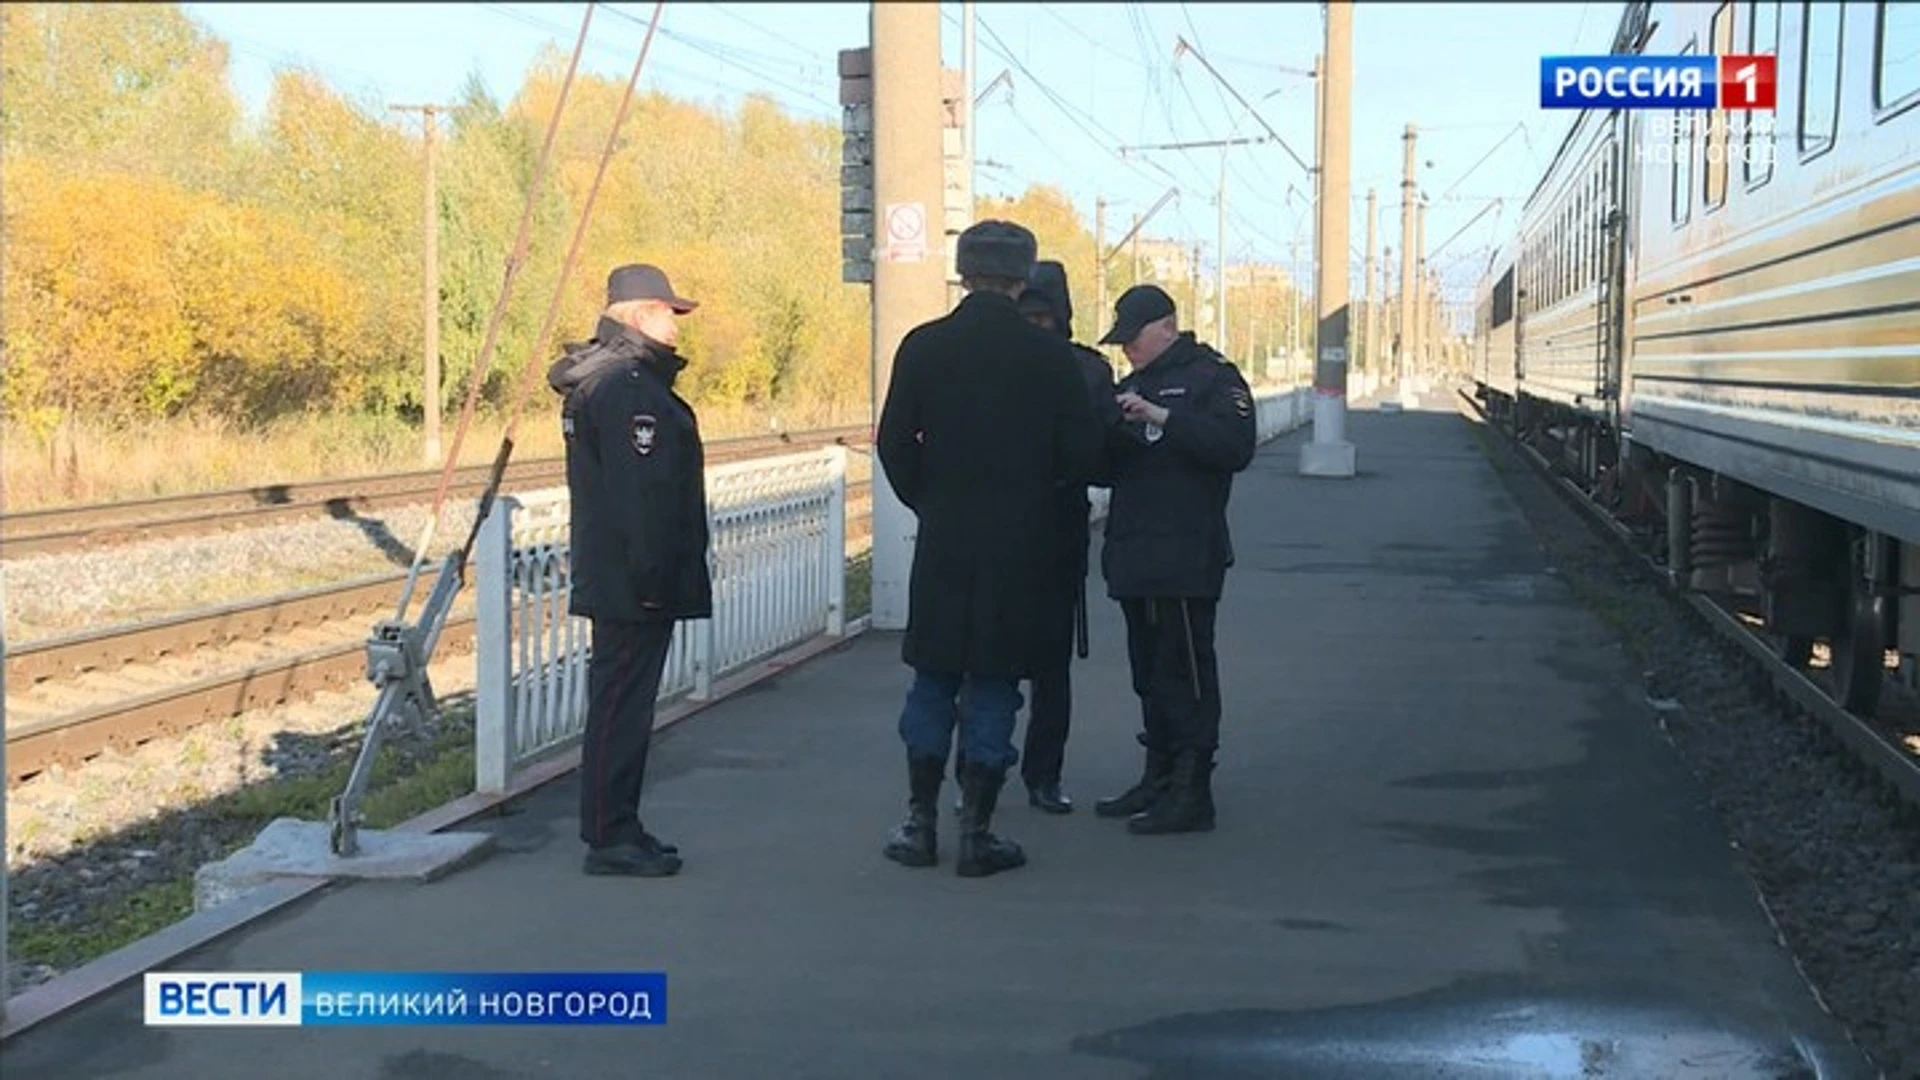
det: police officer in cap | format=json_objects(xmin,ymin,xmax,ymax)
[
  {"xmin": 548, "ymin": 263, "xmax": 711, "ymax": 877},
  {"xmin": 876, "ymin": 221, "xmax": 1104, "ymax": 878},
  {"xmin": 1093, "ymin": 284, "xmax": 1256, "ymax": 834}
]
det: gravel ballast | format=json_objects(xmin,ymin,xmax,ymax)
[{"xmin": 1466, "ymin": 403, "xmax": 1920, "ymax": 1079}]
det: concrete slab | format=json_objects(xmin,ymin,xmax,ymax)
[
  {"xmin": 1298, "ymin": 437, "xmax": 1358, "ymax": 477},
  {"xmin": 191, "ymin": 819, "xmax": 494, "ymax": 912},
  {"xmin": 0, "ymin": 409, "xmax": 1874, "ymax": 1079}
]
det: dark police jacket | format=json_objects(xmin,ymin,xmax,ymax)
[
  {"xmin": 876, "ymin": 291, "xmax": 1105, "ymax": 678},
  {"xmin": 1017, "ymin": 264, "xmax": 1124, "ymax": 583},
  {"xmin": 1102, "ymin": 333, "xmax": 1257, "ymax": 600},
  {"xmin": 547, "ymin": 317, "xmax": 713, "ymax": 623}
]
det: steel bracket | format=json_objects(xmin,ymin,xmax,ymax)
[{"xmin": 329, "ymin": 551, "xmax": 464, "ymax": 856}]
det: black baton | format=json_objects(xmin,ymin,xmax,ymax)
[
  {"xmin": 1074, "ymin": 578, "xmax": 1089, "ymax": 659},
  {"xmin": 1180, "ymin": 599, "xmax": 1201, "ymax": 701}
]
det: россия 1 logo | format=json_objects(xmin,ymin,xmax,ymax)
[{"xmin": 1540, "ymin": 55, "xmax": 1776, "ymax": 110}]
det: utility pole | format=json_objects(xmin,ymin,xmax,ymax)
[
  {"xmin": 1397, "ymin": 123, "xmax": 1417, "ymax": 389},
  {"xmin": 1130, "ymin": 212, "xmax": 1142, "ymax": 283},
  {"xmin": 393, "ymin": 103, "xmax": 448, "ymax": 463},
  {"xmin": 1095, "ymin": 196, "xmax": 1108, "ymax": 338},
  {"xmin": 1310, "ymin": 52, "xmax": 1322, "ymax": 366},
  {"xmin": 868, "ymin": 2, "xmax": 946, "ymax": 630},
  {"xmin": 1414, "ymin": 197, "xmax": 1427, "ymax": 377},
  {"xmin": 1216, "ymin": 149, "xmax": 1228, "ymax": 358},
  {"xmin": 1288, "ymin": 236, "xmax": 1301, "ymax": 376},
  {"xmin": 959, "ymin": 0, "xmax": 975, "ymax": 310},
  {"xmin": 1190, "ymin": 241, "xmax": 1202, "ymax": 325},
  {"xmin": 1364, "ymin": 187, "xmax": 1378, "ymax": 379},
  {"xmin": 1299, "ymin": 1, "xmax": 1355, "ymax": 477}
]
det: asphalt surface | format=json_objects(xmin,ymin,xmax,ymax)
[{"xmin": 1, "ymin": 397, "xmax": 1874, "ymax": 1079}]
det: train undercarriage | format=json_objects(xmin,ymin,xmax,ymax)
[{"xmin": 1479, "ymin": 384, "xmax": 1916, "ymax": 719}]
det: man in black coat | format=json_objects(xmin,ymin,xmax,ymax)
[
  {"xmin": 548, "ymin": 264, "xmax": 711, "ymax": 878},
  {"xmin": 1006, "ymin": 260, "xmax": 1121, "ymax": 813},
  {"xmin": 875, "ymin": 221, "xmax": 1105, "ymax": 878},
  {"xmin": 1092, "ymin": 284, "xmax": 1257, "ymax": 835}
]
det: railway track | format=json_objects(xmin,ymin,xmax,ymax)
[
  {"xmin": 1455, "ymin": 386, "xmax": 1920, "ymax": 808},
  {"xmin": 5, "ymin": 481, "xmax": 874, "ymax": 785},
  {"xmin": 1, "ymin": 424, "xmax": 870, "ymax": 558}
]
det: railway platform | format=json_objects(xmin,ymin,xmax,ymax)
[{"xmin": 0, "ymin": 390, "xmax": 1876, "ymax": 1078}]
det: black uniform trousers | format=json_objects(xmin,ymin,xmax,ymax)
[
  {"xmin": 1119, "ymin": 597, "xmax": 1221, "ymax": 753},
  {"xmin": 1021, "ymin": 575, "xmax": 1078, "ymax": 787},
  {"xmin": 579, "ymin": 616, "xmax": 677, "ymax": 849}
]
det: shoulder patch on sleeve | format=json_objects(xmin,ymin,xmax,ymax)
[
  {"xmin": 1229, "ymin": 385, "xmax": 1252, "ymax": 417},
  {"xmin": 631, "ymin": 413, "xmax": 658, "ymax": 455}
]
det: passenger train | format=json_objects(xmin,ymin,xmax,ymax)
[{"xmin": 1472, "ymin": 0, "xmax": 1919, "ymax": 715}]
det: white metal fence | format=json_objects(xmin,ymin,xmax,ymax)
[
  {"xmin": 473, "ymin": 446, "xmax": 849, "ymax": 793},
  {"xmin": 472, "ymin": 389, "xmax": 1309, "ymax": 791},
  {"xmin": 1254, "ymin": 386, "xmax": 1311, "ymax": 444}
]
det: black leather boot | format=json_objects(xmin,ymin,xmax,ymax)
[
  {"xmin": 883, "ymin": 756, "xmax": 945, "ymax": 867},
  {"xmin": 1095, "ymin": 735, "xmax": 1174, "ymax": 818},
  {"xmin": 955, "ymin": 764, "xmax": 1026, "ymax": 878},
  {"xmin": 1127, "ymin": 749, "xmax": 1216, "ymax": 835}
]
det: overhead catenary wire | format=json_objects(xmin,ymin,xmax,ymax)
[
  {"xmin": 496, "ymin": 1, "xmax": 667, "ymax": 463},
  {"xmin": 396, "ymin": 1, "xmax": 597, "ymax": 621},
  {"xmin": 403, "ymin": 0, "xmax": 669, "ymax": 621}
]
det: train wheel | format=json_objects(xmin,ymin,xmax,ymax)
[{"xmin": 1830, "ymin": 533, "xmax": 1886, "ymax": 715}]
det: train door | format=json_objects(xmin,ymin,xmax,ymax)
[{"xmin": 1600, "ymin": 108, "xmax": 1630, "ymax": 432}]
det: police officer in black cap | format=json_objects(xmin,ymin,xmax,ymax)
[
  {"xmin": 1093, "ymin": 284, "xmax": 1256, "ymax": 835},
  {"xmin": 876, "ymin": 221, "xmax": 1103, "ymax": 878},
  {"xmin": 548, "ymin": 263, "xmax": 710, "ymax": 877}
]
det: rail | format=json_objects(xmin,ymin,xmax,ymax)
[
  {"xmin": 473, "ymin": 446, "xmax": 851, "ymax": 793},
  {"xmin": 1455, "ymin": 387, "xmax": 1920, "ymax": 808},
  {"xmin": 0, "ymin": 425, "xmax": 869, "ymax": 557}
]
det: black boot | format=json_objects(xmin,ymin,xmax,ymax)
[
  {"xmin": 883, "ymin": 756, "xmax": 945, "ymax": 867},
  {"xmin": 1127, "ymin": 749, "xmax": 1216, "ymax": 835},
  {"xmin": 1095, "ymin": 735, "xmax": 1174, "ymax": 818},
  {"xmin": 955, "ymin": 764, "xmax": 1026, "ymax": 878}
]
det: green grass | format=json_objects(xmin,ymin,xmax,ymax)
[
  {"xmin": 846, "ymin": 551, "xmax": 873, "ymax": 621},
  {"xmin": 11, "ymin": 723, "xmax": 479, "ymax": 977}
]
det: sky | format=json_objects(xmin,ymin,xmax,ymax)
[{"xmin": 179, "ymin": 1, "xmax": 1625, "ymax": 324}]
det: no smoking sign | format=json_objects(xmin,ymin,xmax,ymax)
[{"xmin": 883, "ymin": 202, "xmax": 926, "ymax": 263}]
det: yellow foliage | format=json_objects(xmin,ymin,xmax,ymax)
[{"xmin": 0, "ymin": 3, "xmax": 1200, "ymax": 468}]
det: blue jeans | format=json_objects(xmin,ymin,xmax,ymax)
[{"xmin": 899, "ymin": 669, "xmax": 1023, "ymax": 774}]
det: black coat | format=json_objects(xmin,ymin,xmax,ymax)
[
  {"xmin": 548, "ymin": 317, "xmax": 714, "ymax": 624},
  {"xmin": 1017, "ymin": 263, "xmax": 1126, "ymax": 669},
  {"xmin": 1102, "ymin": 333, "xmax": 1257, "ymax": 600},
  {"xmin": 876, "ymin": 291, "xmax": 1106, "ymax": 678}
]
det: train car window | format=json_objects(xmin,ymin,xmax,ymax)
[
  {"xmin": 1554, "ymin": 212, "xmax": 1563, "ymax": 303},
  {"xmin": 1672, "ymin": 40, "xmax": 1698, "ymax": 225},
  {"xmin": 1555, "ymin": 213, "xmax": 1563, "ymax": 304},
  {"xmin": 1548, "ymin": 219, "xmax": 1557, "ymax": 305},
  {"xmin": 1577, "ymin": 183, "xmax": 1589, "ymax": 291},
  {"xmin": 1878, "ymin": 0, "xmax": 1920, "ymax": 114},
  {"xmin": 1592, "ymin": 169, "xmax": 1603, "ymax": 284},
  {"xmin": 1745, "ymin": 2, "xmax": 1780, "ymax": 185},
  {"xmin": 1799, "ymin": 1, "xmax": 1843, "ymax": 156},
  {"xmin": 1492, "ymin": 267, "xmax": 1514, "ymax": 328},
  {"xmin": 1706, "ymin": 3, "xmax": 1734, "ymax": 208}
]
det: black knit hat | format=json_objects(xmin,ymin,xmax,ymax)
[{"xmin": 956, "ymin": 219, "xmax": 1037, "ymax": 280}]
